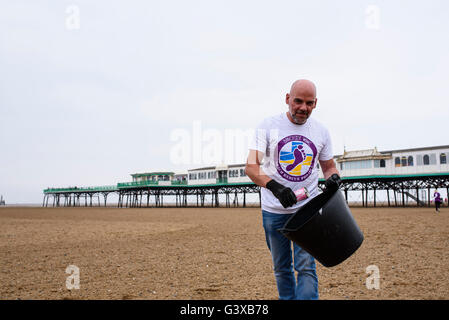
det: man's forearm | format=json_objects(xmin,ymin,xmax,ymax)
[
  {"xmin": 322, "ymin": 167, "xmax": 340, "ymax": 180},
  {"xmin": 245, "ymin": 164, "xmax": 272, "ymax": 188}
]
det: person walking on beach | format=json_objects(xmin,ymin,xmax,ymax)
[
  {"xmin": 434, "ymin": 189, "xmax": 442, "ymax": 212},
  {"xmin": 245, "ymin": 79, "xmax": 341, "ymax": 300}
]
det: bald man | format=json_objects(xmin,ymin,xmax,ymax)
[{"xmin": 245, "ymin": 79, "xmax": 341, "ymax": 300}]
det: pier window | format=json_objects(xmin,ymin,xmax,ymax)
[
  {"xmin": 240, "ymin": 169, "xmax": 246, "ymax": 177},
  {"xmin": 189, "ymin": 173, "xmax": 197, "ymax": 180},
  {"xmin": 207, "ymin": 171, "xmax": 216, "ymax": 179},
  {"xmin": 394, "ymin": 155, "xmax": 413, "ymax": 167},
  {"xmin": 417, "ymin": 154, "xmax": 437, "ymax": 166},
  {"xmin": 441, "ymin": 153, "xmax": 447, "ymax": 164},
  {"xmin": 342, "ymin": 160, "xmax": 372, "ymax": 170},
  {"xmin": 229, "ymin": 169, "xmax": 239, "ymax": 177},
  {"xmin": 374, "ymin": 159, "xmax": 386, "ymax": 168},
  {"xmin": 430, "ymin": 153, "xmax": 437, "ymax": 165},
  {"xmin": 401, "ymin": 156, "xmax": 407, "ymax": 166}
]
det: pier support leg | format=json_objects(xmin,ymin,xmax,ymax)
[
  {"xmin": 416, "ymin": 187, "xmax": 420, "ymax": 207},
  {"xmin": 361, "ymin": 189, "xmax": 364, "ymax": 207},
  {"xmin": 243, "ymin": 191, "xmax": 246, "ymax": 208},
  {"xmin": 365, "ymin": 187, "xmax": 368, "ymax": 207},
  {"xmin": 402, "ymin": 187, "xmax": 405, "ymax": 207},
  {"xmin": 394, "ymin": 189, "xmax": 397, "ymax": 207}
]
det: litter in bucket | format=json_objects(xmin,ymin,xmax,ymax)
[{"xmin": 278, "ymin": 188, "xmax": 364, "ymax": 268}]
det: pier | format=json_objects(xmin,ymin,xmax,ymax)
[{"xmin": 43, "ymin": 173, "xmax": 449, "ymax": 208}]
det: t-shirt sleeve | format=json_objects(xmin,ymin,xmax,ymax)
[
  {"xmin": 248, "ymin": 119, "xmax": 268, "ymax": 154},
  {"xmin": 319, "ymin": 127, "xmax": 334, "ymax": 161}
]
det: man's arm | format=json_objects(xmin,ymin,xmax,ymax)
[
  {"xmin": 245, "ymin": 149, "xmax": 271, "ymax": 188},
  {"xmin": 245, "ymin": 149, "xmax": 297, "ymax": 208},
  {"xmin": 320, "ymin": 158, "xmax": 342, "ymax": 191},
  {"xmin": 319, "ymin": 158, "xmax": 339, "ymax": 180}
]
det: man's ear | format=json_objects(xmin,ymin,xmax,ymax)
[
  {"xmin": 285, "ymin": 93, "xmax": 290, "ymax": 104},
  {"xmin": 313, "ymin": 98, "xmax": 318, "ymax": 109}
]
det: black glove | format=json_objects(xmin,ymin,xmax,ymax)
[
  {"xmin": 266, "ymin": 179, "xmax": 297, "ymax": 208},
  {"xmin": 324, "ymin": 174, "xmax": 342, "ymax": 192}
]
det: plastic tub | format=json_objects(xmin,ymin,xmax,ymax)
[{"xmin": 278, "ymin": 189, "xmax": 364, "ymax": 267}]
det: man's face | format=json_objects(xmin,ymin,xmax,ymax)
[{"xmin": 286, "ymin": 88, "xmax": 317, "ymax": 125}]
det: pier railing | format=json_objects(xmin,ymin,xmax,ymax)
[{"xmin": 44, "ymin": 185, "xmax": 117, "ymax": 193}]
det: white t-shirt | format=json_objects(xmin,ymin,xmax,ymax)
[{"xmin": 249, "ymin": 112, "xmax": 334, "ymax": 214}]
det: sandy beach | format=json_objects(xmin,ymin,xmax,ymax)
[{"xmin": 0, "ymin": 205, "xmax": 448, "ymax": 300}]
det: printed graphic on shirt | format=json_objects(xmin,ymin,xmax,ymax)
[{"xmin": 276, "ymin": 135, "xmax": 317, "ymax": 182}]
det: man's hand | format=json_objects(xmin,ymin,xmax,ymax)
[
  {"xmin": 324, "ymin": 174, "xmax": 342, "ymax": 192},
  {"xmin": 266, "ymin": 180, "xmax": 297, "ymax": 208}
]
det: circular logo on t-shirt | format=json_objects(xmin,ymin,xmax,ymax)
[{"xmin": 276, "ymin": 135, "xmax": 317, "ymax": 182}]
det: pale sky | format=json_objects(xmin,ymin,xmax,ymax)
[{"xmin": 1, "ymin": 0, "xmax": 448, "ymax": 203}]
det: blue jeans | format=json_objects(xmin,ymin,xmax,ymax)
[{"xmin": 262, "ymin": 210, "xmax": 319, "ymax": 300}]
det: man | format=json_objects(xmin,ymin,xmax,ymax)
[
  {"xmin": 434, "ymin": 190, "xmax": 442, "ymax": 212},
  {"xmin": 245, "ymin": 79, "xmax": 341, "ymax": 300}
]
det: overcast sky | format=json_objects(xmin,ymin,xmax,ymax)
[{"xmin": 1, "ymin": 0, "xmax": 448, "ymax": 203}]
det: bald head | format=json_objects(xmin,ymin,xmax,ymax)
[
  {"xmin": 289, "ymin": 79, "xmax": 317, "ymax": 98},
  {"xmin": 286, "ymin": 79, "xmax": 318, "ymax": 125}
]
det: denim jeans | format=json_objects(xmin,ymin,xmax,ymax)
[{"xmin": 262, "ymin": 210, "xmax": 319, "ymax": 300}]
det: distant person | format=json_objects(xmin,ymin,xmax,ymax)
[
  {"xmin": 433, "ymin": 190, "xmax": 442, "ymax": 212},
  {"xmin": 245, "ymin": 79, "xmax": 341, "ymax": 300}
]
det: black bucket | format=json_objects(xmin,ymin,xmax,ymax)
[{"xmin": 278, "ymin": 188, "xmax": 364, "ymax": 268}]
